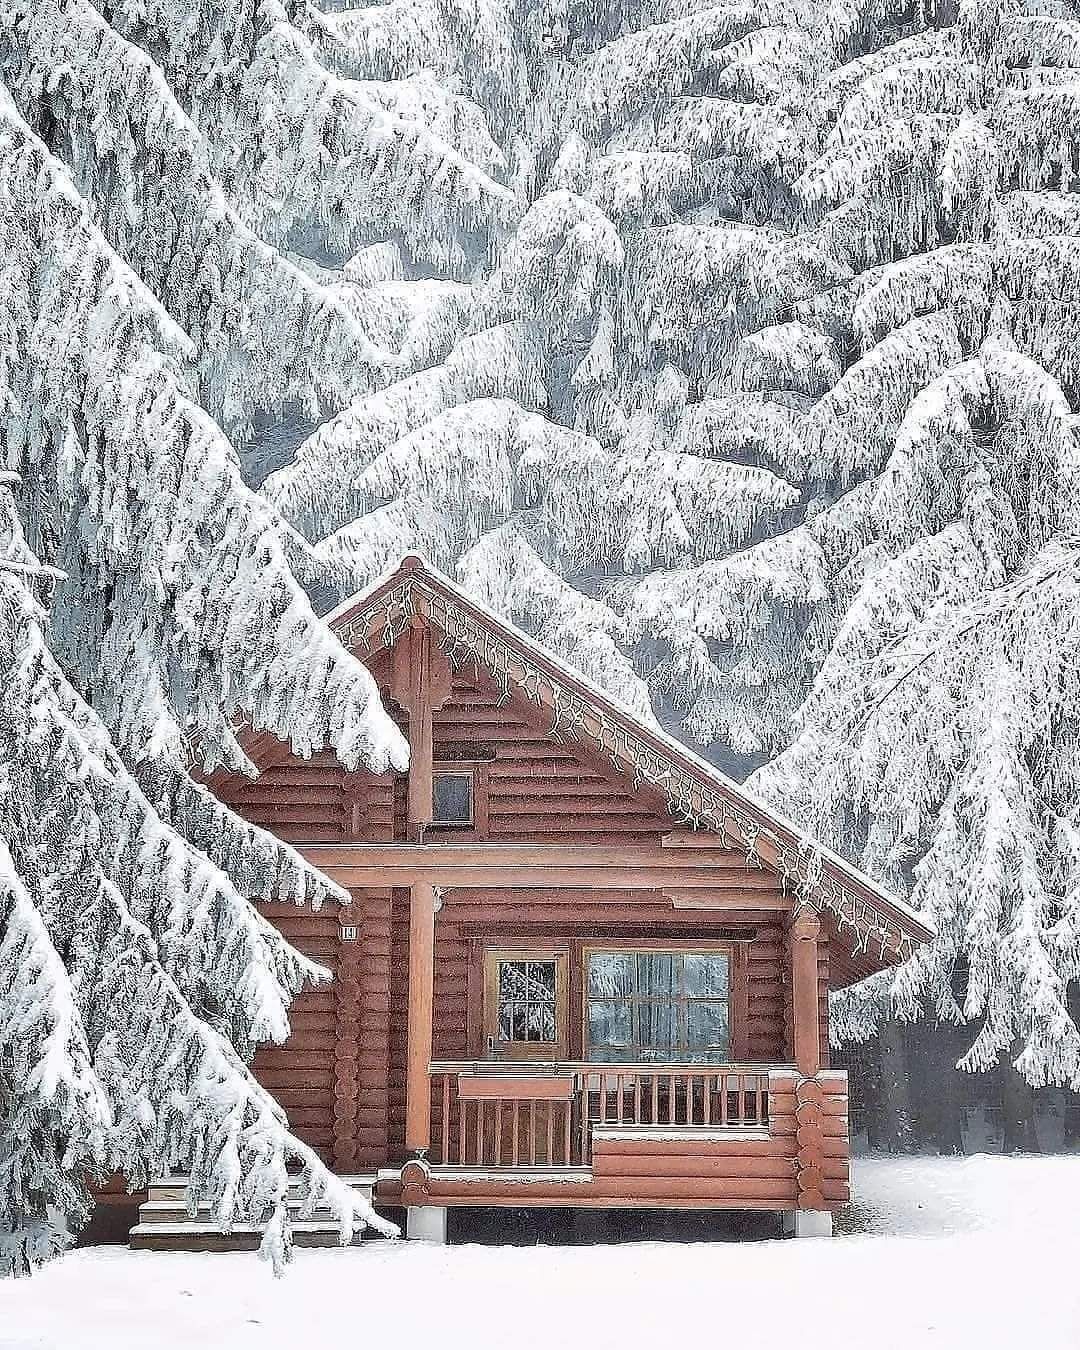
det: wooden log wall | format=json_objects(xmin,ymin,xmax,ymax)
[
  {"xmin": 430, "ymin": 669, "xmax": 678, "ymax": 843},
  {"xmin": 214, "ymin": 650, "xmax": 835, "ymax": 1175},
  {"xmin": 251, "ymin": 902, "xmax": 339, "ymax": 1160},
  {"xmin": 430, "ymin": 888, "xmax": 786, "ymax": 1059}
]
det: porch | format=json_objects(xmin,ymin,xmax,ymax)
[
  {"xmin": 428, "ymin": 1061, "xmax": 775, "ymax": 1170},
  {"xmin": 376, "ymin": 854, "xmax": 845, "ymax": 1228},
  {"xmin": 388, "ymin": 1061, "xmax": 849, "ymax": 1221}
]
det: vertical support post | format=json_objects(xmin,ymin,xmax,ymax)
[
  {"xmin": 390, "ymin": 614, "xmax": 452, "ymax": 843},
  {"xmin": 405, "ymin": 622, "xmax": 433, "ymax": 842},
  {"xmin": 790, "ymin": 910, "xmax": 822, "ymax": 1077},
  {"xmin": 406, "ymin": 879, "xmax": 436, "ymax": 1154},
  {"xmin": 789, "ymin": 910, "xmax": 829, "ymax": 1222}
]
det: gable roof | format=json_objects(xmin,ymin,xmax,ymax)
[{"xmin": 327, "ymin": 555, "xmax": 934, "ymax": 970}]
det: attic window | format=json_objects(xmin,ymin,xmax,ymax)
[{"xmin": 432, "ymin": 770, "xmax": 474, "ymax": 827}]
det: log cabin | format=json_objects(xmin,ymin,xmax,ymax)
[{"xmin": 130, "ymin": 555, "xmax": 933, "ymax": 1247}]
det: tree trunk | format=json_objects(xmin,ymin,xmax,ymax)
[
  {"xmin": 999, "ymin": 1049, "xmax": 1040, "ymax": 1154},
  {"xmin": 911, "ymin": 1022, "xmax": 965, "ymax": 1154},
  {"xmin": 1066, "ymin": 986, "xmax": 1080, "ymax": 1152},
  {"xmin": 874, "ymin": 1019, "xmax": 914, "ymax": 1153}
]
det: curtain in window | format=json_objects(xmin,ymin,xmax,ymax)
[{"xmin": 586, "ymin": 951, "xmax": 730, "ymax": 1063}]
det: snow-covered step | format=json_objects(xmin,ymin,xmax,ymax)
[{"xmin": 130, "ymin": 1175, "xmax": 379, "ymax": 1252}]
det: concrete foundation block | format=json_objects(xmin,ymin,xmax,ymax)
[
  {"xmin": 406, "ymin": 1205, "xmax": 448, "ymax": 1243},
  {"xmin": 787, "ymin": 1209, "xmax": 833, "ymax": 1238}
]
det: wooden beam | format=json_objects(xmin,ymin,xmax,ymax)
[
  {"xmin": 390, "ymin": 622, "xmax": 453, "ymax": 842},
  {"xmin": 391, "ymin": 623, "xmax": 432, "ymax": 841},
  {"xmin": 790, "ymin": 912, "xmax": 822, "ymax": 1077},
  {"xmin": 299, "ymin": 843, "xmax": 793, "ymax": 898},
  {"xmin": 666, "ymin": 891, "xmax": 769, "ymax": 909},
  {"xmin": 318, "ymin": 865, "xmax": 794, "ymax": 897},
  {"xmin": 405, "ymin": 880, "xmax": 436, "ymax": 1154},
  {"xmin": 303, "ymin": 842, "xmax": 757, "ymax": 868},
  {"xmin": 662, "ymin": 828, "xmax": 746, "ymax": 851}
]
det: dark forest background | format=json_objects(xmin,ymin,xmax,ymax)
[{"xmin": 840, "ymin": 1017, "xmax": 1080, "ymax": 1155}]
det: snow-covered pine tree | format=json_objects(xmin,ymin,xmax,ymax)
[
  {"xmin": 0, "ymin": 94, "xmax": 406, "ymax": 1272},
  {"xmin": 3, "ymin": 0, "xmax": 1080, "ymax": 1203},
  {"xmin": 618, "ymin": 0, "xmax": 1080, "ymax": 1082},
  {"xmin": 263, "ymin": 0, "xmax": 1080, "ymax": 1087},
  {"xmin": 255, "ymin": 0, "xmax": 830, "ymax": 710}
]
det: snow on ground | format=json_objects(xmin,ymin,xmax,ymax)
[{"xmin": 2, "ymin": 1158, "xmax": 1078, "ymax": 1350}]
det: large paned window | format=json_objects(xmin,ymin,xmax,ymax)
[{"xmin": 586, "ymin": 949, "xmax": 730, "ymax": 1063}]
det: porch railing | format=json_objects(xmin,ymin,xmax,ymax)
[{"xmin": 427, "ymin": 1062, "xmax": 773, "ymax": 1170}]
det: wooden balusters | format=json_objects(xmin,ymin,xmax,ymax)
[
  {"xmin": 440, "ymin": 1073, "xmax": 451, "ymax": 1161},
  {"xmin": 430, "ymin": 1066, "xmax": 772, "ymax": 1168}
]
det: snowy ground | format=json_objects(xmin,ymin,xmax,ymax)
[{"xmin": 2, "ymin": 1157, "xmax": 1078, "ymax": 1350}]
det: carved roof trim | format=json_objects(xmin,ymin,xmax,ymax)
[{"xmin": 328, "ymin": 557, "xmax": 934, "ymax": 969}]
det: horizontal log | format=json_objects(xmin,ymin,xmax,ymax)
[
  {"xmin": 412, "ymin": 1194, "xmax": 822, "ymax": 1212},
  {"xmin": 285, "ymin": 992, "xmax": 337, "ymax": 1012},
  {"xmin": 288, "ymin": 1012, "xmax": 336, "ymax": 1033},
  {"xmin": 593, "ymin": 1155, "xmax": 798, "ymax": 1181},
  {"xmin": 356, "ymin": 1070, "xmax": 391, "ymax": 1091},
  {"xmin": 272, "ymin": 826, "xmax": 344, "ymax": 842},
  {"xmin": 455, "ymin": 1075, "xmax": 576, "ymax": 1101},
  {"xmin": 433, "ymin": 707, "xmax": 533, "ymax": 727},
  {"xmin": 421, "ymin": 1176, "xmax": 799, "ymax": 1203},
  {"xmin": 325, "ymin": 866, "xmax": 795, "ymax": 893},
  {"xmin": 276, "ymin": 1032, "xmax": 335, "ymax": 1052},
  {"xmin": 253, "ymin": 1049, "xmax": 332, "ymax": 1071},
  {"xmin": 768, "ymin": 1092, "xmax": 848, "ymax": 1116},
  {"xmin": 246, "ymin": 806, "xmax": 348, "ymax": 825},
  {"xmin": 488, "ymin": 782, "xmax": 637, "ymax": 801},
  {"xmin": 284, "ymin": 1108, "xmax": 333, "ymax": 1129},
  {"xmin": 305, "ymin": 843, "xmax": 787, "ymax": 870},
  {"xmin": 292, "ymin": 1128, "xmax": 333, "ymax": 1147},
  {"xmin": 593, "ymin": 1136, "xmax": 791, "ymax": 1158},
  {"xmin": 767, "ymin": 1114, "xmax": 847, "ymax": 1139},
  {"xmin": 233, "ymin": 785, "xmax": 347, "ymax": 806},
  {"xmin": 255, "ymin": 903, "xmax": 340, "ymax": 925},
  {"xmin": 273, "ymin": 1089, "xmax": 333, "ymax": 1109},
  {"xmin": 489, "ymin": 811, "xmax": 668, "ymax": 830},
  {"xmin": 255, "ymin": 1069, "xmax": 333, "ymax": 1091},
  {"xmin": 233, "ymin": 768, "xmax": 345, "ymax": 789},
  {"xmin": 487, "ymin": 770, "xmax": 616, "ymax": 789}
]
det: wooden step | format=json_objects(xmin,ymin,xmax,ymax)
[{"xmin": 130, "ymin": 1175, "xmax": 380, "ymax": 1252}]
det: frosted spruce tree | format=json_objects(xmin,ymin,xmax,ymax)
[
  {"xmin": 3, "ymin": 0, "xmax": 1080, "ymax": 1216},
  {"xmin": 0, "ymin": 96, "xmax": 406, "ymax": 1273},
  {"xmin": 617, "ymin": 0, "xmax": 1080, "ymax": 1086},
  {"xmin": 264, "ymin": 0, "xmax": 1080, "ymax": 1091}
]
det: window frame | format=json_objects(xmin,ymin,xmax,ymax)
[
  {"xmin": 431, "ymin": 769, "xmax": 475, "ymax": 827},
  {"xmin": 482, "ymin": 947, "xmax": 570, "ymax": 1062},
  {"xmin": 581, "ymin": 943, "xmax": 734, "ymax": 1065},
  {"xmin": 427, "ymin": 759, "xmax": 490, "ymax": 839}
]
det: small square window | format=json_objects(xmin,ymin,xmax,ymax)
[{"xmin": 432, "ymin": 771, "xmax": 473, "ymax": 826}]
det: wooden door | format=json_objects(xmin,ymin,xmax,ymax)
[{"xmin": 483, "ymin": 949, "xmax": 569, "ymax": 1061}]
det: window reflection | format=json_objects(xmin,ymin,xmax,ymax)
[{"xmin": 496, "ymin": 959, "xmax": 558, "ymax": 1043}]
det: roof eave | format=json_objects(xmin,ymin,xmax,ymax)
[{"xmin": 328, "ymin": 555, "xmax": 935, "ymax": 967}]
